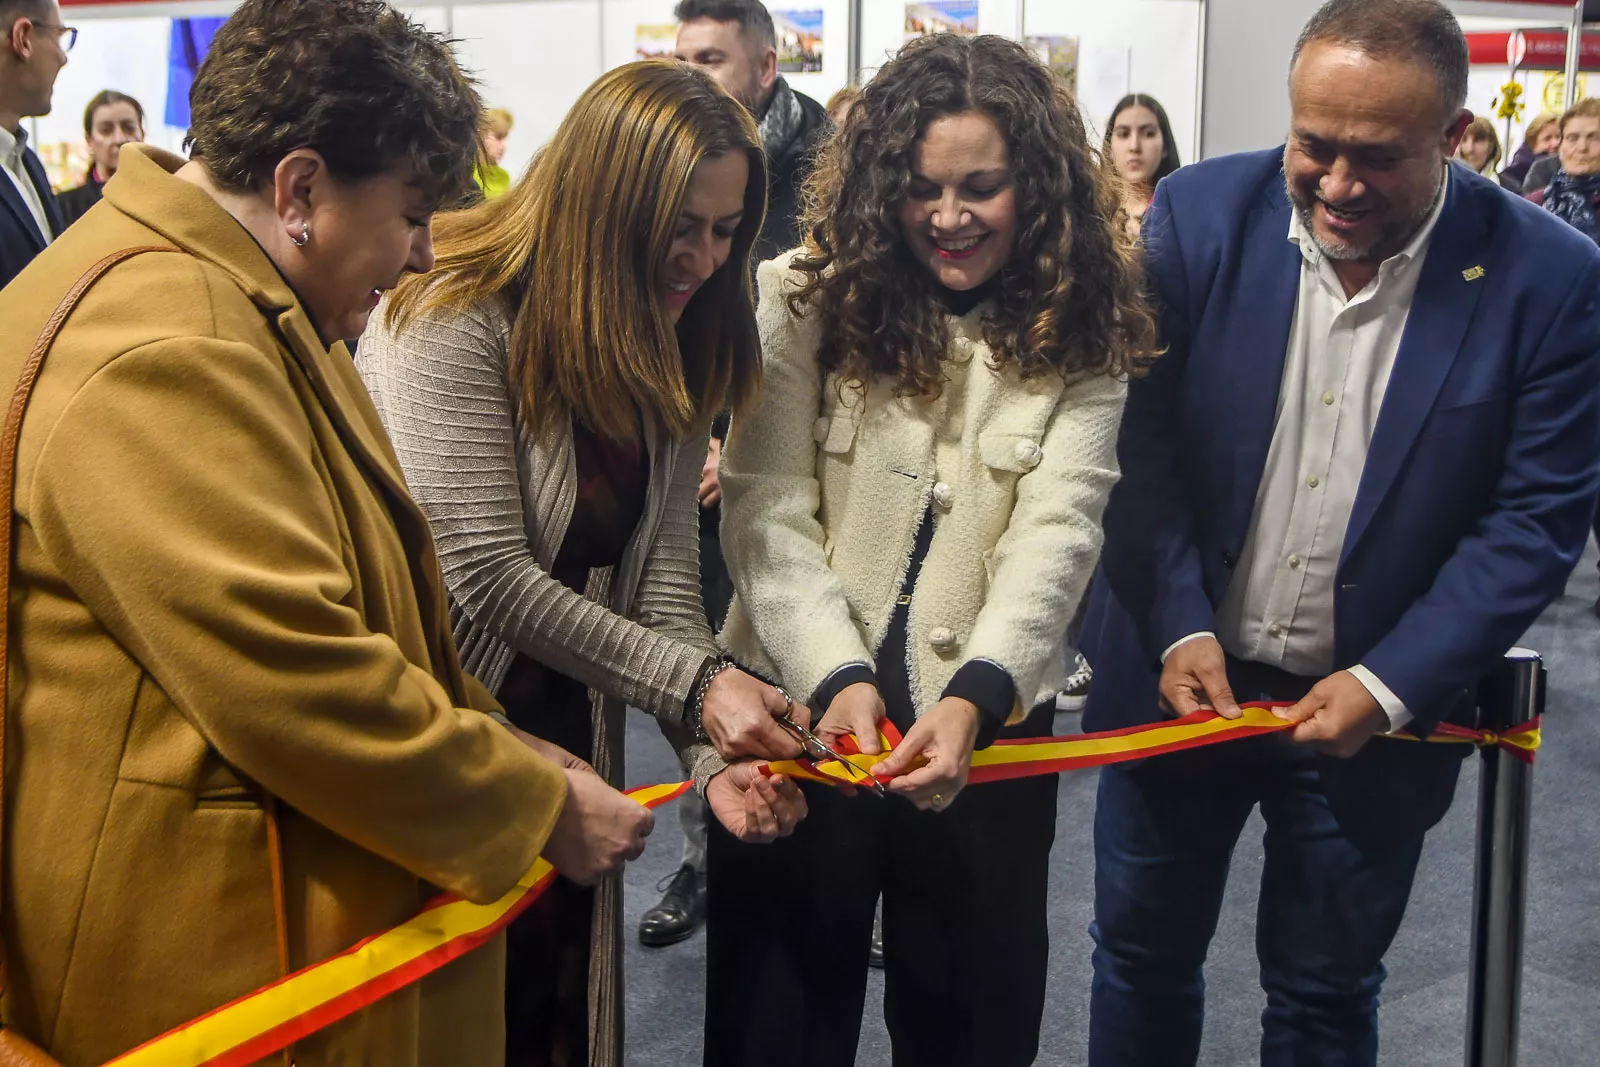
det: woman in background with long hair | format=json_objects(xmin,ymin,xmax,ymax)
[{"xmin": 1105, "ymin": 93, "xmax": 1181, "ymax": 242}]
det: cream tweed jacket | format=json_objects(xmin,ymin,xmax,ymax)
[{"xmin": 720, "ymin": 253, "xmax": 1128, "ymax": 718}]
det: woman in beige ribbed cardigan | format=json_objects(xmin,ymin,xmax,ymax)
[{"xmin": 357, "ymin": 62, "xmax": 807, "ymax": 1067}]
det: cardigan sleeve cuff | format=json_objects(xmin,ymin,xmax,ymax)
[
  {"xmin": 810, "ymin": 662, "xmax": 877, "ymax": 714},
  {"xmin": 942, "ymin": 659, "xmax": 1015, "ymax": 750}
]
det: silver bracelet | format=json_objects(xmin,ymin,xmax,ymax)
[{"xmin": 688, "ymin": 655, "xmax": 738, "ymax": 739}]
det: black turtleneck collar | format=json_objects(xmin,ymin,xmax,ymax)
[{"xmin": 935, "ymin": 275, "xmax": 999, "ymax": 317}]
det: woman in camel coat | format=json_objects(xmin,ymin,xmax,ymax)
[{"xmin": 0, "ymin": 2, "xmax": 651, "ymax": 1062}]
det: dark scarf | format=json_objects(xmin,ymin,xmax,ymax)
[
  {"xmin": 1542, "ymin": 168, "xmax": 1600, "ymax": 244},
  {"xmin": 757, "ymin": 77, "xmax": 807, "ymax": 169}
]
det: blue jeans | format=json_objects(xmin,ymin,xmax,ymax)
[{"xmin": 1087, "ymin": 734, "xmax": 1427, "ymax": 1067}]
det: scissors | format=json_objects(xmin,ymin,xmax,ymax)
[{"xmin": 774, "ymin": 691, "xmax": 888, "ymax": 798}]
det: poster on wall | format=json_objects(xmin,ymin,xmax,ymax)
[
  {"xmin": 635, "ymin": 24, "xmax": 678, "ymax": 60},
  {"xmin": 35, "ymin": 142, "xmax": 87, "ymax": 194},
  {"xmin": 1541, "ymin": 71, "xmax": 1590, "ymax": 113},
  {"xmin": 904, "ymin": 1, "xmax": 977, "ymax": 41},
  {"xmin": 773, "ymin": 9, "xmax": 823, "ymax": 73},
  {"xmin": 1026, "ymin": 35, "xmax": 1080, "ymax": 93}
]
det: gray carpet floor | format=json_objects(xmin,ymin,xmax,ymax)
[{"xmin": 620, "ymin": 547, "xmax": 1600, "ymax": 1065}]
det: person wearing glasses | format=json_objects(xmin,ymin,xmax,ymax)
[{"xmin": 0, "ymin": 0, "xmax": 71, "ymax": 288}]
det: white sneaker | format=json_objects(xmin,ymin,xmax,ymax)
[{"xmin": 1055, "ymin": 653, "xmax": 1092, "ymax": 712}]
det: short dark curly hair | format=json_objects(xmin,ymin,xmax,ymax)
[
  {"xmin": 185, "ymin": 0, "xmax": 481, "ymax": 205},
  {"xmin": 793, "ymin": 33, "xmax": 1158, "ymax": 397}
]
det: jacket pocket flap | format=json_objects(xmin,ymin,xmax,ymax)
[{"xmin": 979, "ymin": 430, "xmax": 1044, "ymax": 473}]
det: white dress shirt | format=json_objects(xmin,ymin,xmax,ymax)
[
  {"xmin": 1167, "ymin": 176, "xmax": 1450, "ymax": 732},
  {"xmin": 0, "ymin": 125, "xmax": 54, "ymax": 244}
]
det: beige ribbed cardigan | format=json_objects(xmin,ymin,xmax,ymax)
[{"xmin": 356, "ymin": 294, "xmax": 724, "ymax": 1067}]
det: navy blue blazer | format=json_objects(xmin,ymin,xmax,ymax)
[
  {"xmin": 0, "ymin": 141, "xmax": 63, "ymax": 291},
  {"xmin": 1083, "ymin": 151, "xmax": 1600, "ymax": 831}
]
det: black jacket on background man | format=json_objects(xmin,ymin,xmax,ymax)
[
  {"xmin": 754, "ymin": 77, "xmax": 831, "ymax": 264},
  {"xmin": 56, "ymin": 174, "xmax": 105, "ymax": 229}
]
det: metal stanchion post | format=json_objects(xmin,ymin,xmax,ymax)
[
  {"xmin": 1564, "ymin": 0, "xmax": 1584, "ymax": 113},
  {"xmin": 1464, "ymin": 648, "xmax": 1542, "ymax": 1067}
]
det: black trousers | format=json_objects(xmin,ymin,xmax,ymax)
[{"xmin": 702, "ymin": 706, "xmax": 1059, "ymax": 1067}]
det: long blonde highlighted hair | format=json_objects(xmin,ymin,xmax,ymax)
[{"xmin": 387, "ymin": 61, "xmax": 767, "ymax": 442}]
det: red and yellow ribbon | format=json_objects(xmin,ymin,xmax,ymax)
[
  {"xmin": 100, "ymin": 707, "xmax": 1537, "ymax": 1066},
  {"xmin": 102, "ymin": 781, "xmax": 690, "ymax": 1067},
  {"xmin": 765, "ymin": 704, "xmax": 1542, "ymax": 788}
]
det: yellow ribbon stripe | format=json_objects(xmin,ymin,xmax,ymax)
[
  {"xmin": 766, "ymin": 705, "xmax": 1295, "ymax": 788},
  {"xmin": 107, "ymin": 868, "xmax": 554, "ymax": 1067},
  {"xmin": 105, "ymin": 780, "xmax": 691, "ymax": 1067},
  {"xmin": 101, "ymin": 709, "xmax": 1539, "ymax": 1066},
  {"xmin": 972, "ymin": 704, "xmax": 1290, "ymax": 772}
]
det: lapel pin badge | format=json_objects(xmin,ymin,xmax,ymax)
[{"xmin": 1462, "ymin": 265, "xmax": 1486, "ymax": 282}]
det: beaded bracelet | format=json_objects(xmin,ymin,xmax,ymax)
[{"xmin": 687, "ymin": 654, "xmax": 738, "ymax": 739}]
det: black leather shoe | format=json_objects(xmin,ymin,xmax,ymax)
[
  {"xmin": 638, "ymin": 864, "xmax": 705, "ymax": 947},
  {"xmin": 868, "ymin": 910, "xmax": 885, "ymax": 969}
]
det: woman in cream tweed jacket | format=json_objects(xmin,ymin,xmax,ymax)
[
  {"xmin": 719, "ymin": 269, "xmax": 1125, "ymax": 719},
  {"xmin": 704, "ymin": 33, "xmax": 1159, "ymax": 1067}
]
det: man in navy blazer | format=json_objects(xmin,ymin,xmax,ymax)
[
  {"xmin": 0, "ymin": 0, "xmax": 69, "ymax": 290},
  {"xmin": 1080, "ymin": 2, "xmax": 1600, "ymax": 1065}
]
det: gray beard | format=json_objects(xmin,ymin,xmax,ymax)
[{"xmin": 1290, "ymin": 166, "xmax": 1446, "ymax": 263}]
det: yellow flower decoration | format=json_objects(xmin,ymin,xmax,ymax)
[{"xmin": 1495, "ymin": 81, "xmax": 1525, "ymax": 123}]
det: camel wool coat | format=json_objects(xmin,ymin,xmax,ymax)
[{"xmin": 0, "ymin": 146, "xmax": 568, "ymax": 1066}]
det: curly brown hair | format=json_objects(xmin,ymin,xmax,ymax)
[
  {"xmin": 792, "ymin": 33, "xmax": 1157, "ymax": 396},
  {"xmin": 186, "ymin": 0, "xmax": 481, "ymax": 205}
]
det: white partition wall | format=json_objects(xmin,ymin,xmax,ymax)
[
  {"xmin": 1021, "ymin": 0, "xmax": 1203, "ymax": 165},
  {"xmin": 1199, "ymin": 0, "xmax": 1588, "ymax": 160},
  {"xmin": 1198, "ymin": 0, "xmax": 1319, "ymax": 158},
  {"xmin": 36, "ymin": 15, "xmax": 174, "ymax": 169},
  {"xmin": 41, "ymin": 0, "xmax": 1208, "ymax": 187},
  {"xmin": 451, "ymin": 0, "xmax": 606, "ymax": 180}
]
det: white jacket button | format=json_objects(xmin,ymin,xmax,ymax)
[
  {"xmin": 1015, "ymin": 440, "xmax": 1042, "ymax": 469},
  {"xmin": 813, "ymin": 417, "xmax": 830, "ymax": 444},
  {"xmin": 929, "ymin": 627, "xmax": 956, "ymax": 651},
  {"xmin": 933, "ymin": 481, "xmax": 954, "ymax": 508}
]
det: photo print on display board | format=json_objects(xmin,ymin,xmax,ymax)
[
  {"xmin": 636, "ymin": 23, "xmax": 678, "ymax": 60},
  {"xmin": 774, "ymin": 8, "xmax": 823, "ymax": 72},
  {"xmin": 1026, "ymin": 36, "xmax": 1080, "ymax": 93},
  {"xmin": 905, "ymin": 1, "xmax": 977, "ymax": 41}
]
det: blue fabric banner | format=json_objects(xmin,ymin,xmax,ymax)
[{"xmin": 165, "ymin": 17, "xmax": 229, "ymax": 131}]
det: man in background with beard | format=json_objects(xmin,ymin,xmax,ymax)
[
  {"xmin": 674, "ymin": 0, "xmax": 830, "ymax": 262},
  {"xmin": 1079, "ymin": 1, "xmax": 1600, "ymax": 1064},
  {"xmin": 639, "ymin": 0, "xmax": 832, "ymax": 948}
]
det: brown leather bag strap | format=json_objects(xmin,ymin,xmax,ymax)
[
  {"xmin": 0, "ymin": 248, "xmax": 291, "ymax": 1048},
  {"xmin": 0, "ymin": 246, "xmax": 171, "ymax": 1005}
]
